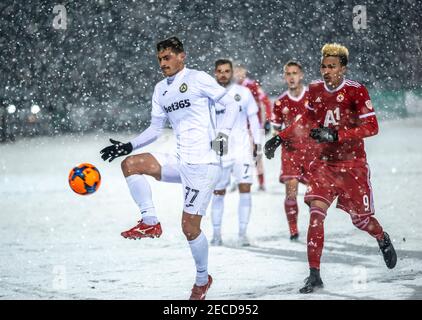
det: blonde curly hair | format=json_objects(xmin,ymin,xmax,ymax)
[{"xmin": 321, "ymin": 43, "xmax": 349, "ymax": 66}]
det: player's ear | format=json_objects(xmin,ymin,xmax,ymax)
[{"xmin": 179, "ymin": 52, "xmax": 186, "ymax": 61}]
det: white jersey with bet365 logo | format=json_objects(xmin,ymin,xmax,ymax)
[
  {"xmin": 130, "ymin": 67, "xmax": 237, "ymax": 164},
  {"xmin": 215, "ymin": 83, "xmax": 261, "ymax": 166}
]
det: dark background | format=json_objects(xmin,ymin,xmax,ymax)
[{"xmin": 1, "ymin": 0, "xmax": 421, "ymax": 137}]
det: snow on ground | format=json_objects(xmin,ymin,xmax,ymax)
[{"xmin": 1, "ymin": 117, "xmax": 422, "ymax": 300}]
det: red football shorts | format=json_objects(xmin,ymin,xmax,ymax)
[
  {"xmin": 304, "ymin": 159, "xmax": 375, "ymax": 217},
  {"xmin": 279, "ymin": 145, "xmax": 315, "ymax": 185}
]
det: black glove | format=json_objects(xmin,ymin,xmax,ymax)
[
  {"xmin": 264, "ymin": 135, "xmax": 283, "ymax": 159},
  {"xmin": 100, "ymin": 138, "xmax": 133, "ymax": 162},
  {"xmin": 310, "ymin": 126, "xmax": 338, "ymax": 143},
  {"xmin": 264, "ymin": 120, "xmax": 271, "ymax": 135}
]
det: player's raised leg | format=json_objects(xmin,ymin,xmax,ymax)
[{"xmin": 119, "ymin": 153, "xmax": 163, "ymax": 239}]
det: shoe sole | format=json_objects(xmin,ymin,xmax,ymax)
[
  {"xmin": 299, "ymin": 283, "xmax": 324, "ymax": 294},
  {"xmin": 121, "ymin": 233, "xmax": 162, "ymax": 240}
]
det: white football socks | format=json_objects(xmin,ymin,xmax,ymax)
[
  {"xmin": 125, "ymin": 175, "xmax": 158, "ymax": 225},
  {"xmin": 238, "ymin": 192, "xmax": 251, "ymax": 237},
  {"xmin": 188, "ymin": 232, "xmax": 209, "ymax": 286},
  {"xmin": 211, "ymin": 194, "xmax": 225, "ymax": 238}
]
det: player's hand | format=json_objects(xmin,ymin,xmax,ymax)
[
  {"xmin": 264, "ymin": 135, "xmax": 283, "ymax": 159},
  {"xmin": 310, "ymin": 126, "xmax": 338, "ymax": 143},
  {"xmin": 253, "ymin": 143, "xmax": 262, "ymax": 161},
  {"xmin": 211, "ymin": 132, "xmax": 229, "ymax": 156},
  {"xmin": 100, "ymin": 138, "xmax": 133, "ymax": 162},
  {"xmin": 264, "ymin": 120, "xmax": 271, "ymax": 135}
]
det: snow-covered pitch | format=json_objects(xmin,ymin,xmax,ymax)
[{"xmin": 1, "ymin": 118, "xmax": 422, "ymax": 300}]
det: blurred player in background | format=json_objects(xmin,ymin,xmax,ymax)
[
  {"xmin": 234, "ymin": 64, "xmax": 272, "ymax": 191},
  {"xmin": 210, "ymin": 59, "xmax": 261, "ymax": 247},
  {"xmin": 271, "ymin": 61, "xmax": 317, "ymax": 241},
  {"xmin": 265, "ymin": 43, "xmax": 397, "ymax": 293}
]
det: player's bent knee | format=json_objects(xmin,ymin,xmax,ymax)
[
  {"xmin": 121, "ymin": 156, "xmax": 136, "ymax": 177},
  {"xmin": 121, "ymin": 154, "xmax": 160, "ymax": 178}
]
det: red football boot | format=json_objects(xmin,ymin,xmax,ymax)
[
  {"xmin": 121, "ymin": 220, "xmax": 162, "ymax": 239},
  {"xmin": 189, "ymin": 275, "xmax": 213, "ymax": 300}
]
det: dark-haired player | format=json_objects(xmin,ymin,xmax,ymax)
[
  {"xmin": 210, "ymin": 59, "xmax": 261, "ymax": 247},
  {"xmin": 100, "ymin": 37, "xmax": 238, "ymax": 299}
]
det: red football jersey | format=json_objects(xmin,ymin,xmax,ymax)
[
  {"xmin": 242, "ymin": 78, "xmax": 272, "ymax": 124},
  {"xmin": 272, "ymin": 87, "xmax": 313, "ymax": 149},
  {"xmin": 278, "ymin": 79, "xmax": 378, "ymax": 162}
]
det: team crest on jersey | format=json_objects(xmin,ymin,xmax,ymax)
[
  {"xmin": 234, "ymin": 94, "xmax": 241, "ymax": 101},
  {"xmin": 365, "ymin": 100, "xmax": 373, "ymax": 110},
  {"xmin": 315, "ymin": 96, "xmax": 322, "ymax": 103},
  {"xmin": 336, "ymin": 93, "xmax": 344, "ymax": 102},
  {"xmin": 179, "ymin": 83, "xmax": 188, "ymax": 93}
]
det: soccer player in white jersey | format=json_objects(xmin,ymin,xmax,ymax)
[
  {"xmin": 210, "ymin": 59, "xmax": 262, "ymax": 247},
  {"xmin": 100, "ymin": 37, "xmax": 238, "ymax": 300}
]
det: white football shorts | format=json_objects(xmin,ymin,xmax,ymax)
[{"xmin": 152, "ymin": 152, "xmax": 221, "ymax": 215}]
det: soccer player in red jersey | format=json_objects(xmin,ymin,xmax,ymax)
[
  {"xmin": 234, "ymin": 64, "xmax": 272, "ymax": 191},
  {"xmin": 271, "ymin": 61, "xmax": 317, "ymax": 241},
  {"xmin": 265, "ymin": 44, "xmax": 397, "ymax": 293}
]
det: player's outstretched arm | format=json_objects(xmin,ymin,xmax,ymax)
[
  {"xmin": 338, "ymin": 85, "xmax": 379, "ymax": 141},
  {"xmin": 265, "ymin": 105, "xmax": 318, "ymax": 159},
  {"xmin": 310, "ymin": 115, "xmax": 379, "ymax": 143},
  {"xmin": 100, "ymin": 115, "xmax": 166, "ymax": 162},
  {"xmin": 129, "ymin": 115, "xmax": 166, "ymax": 150}
]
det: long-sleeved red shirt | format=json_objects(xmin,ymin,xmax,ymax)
[{"xmin": 278, "ymin": 79, "xmax": 378, "ymax": 162}]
